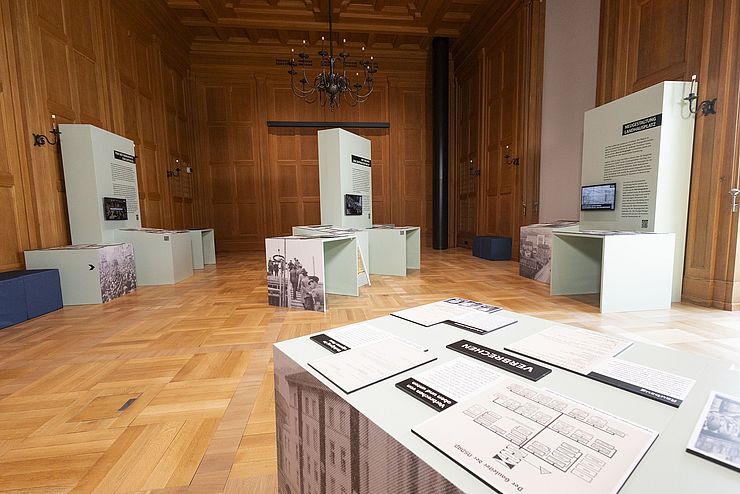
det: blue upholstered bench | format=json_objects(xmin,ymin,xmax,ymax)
[
  {"xmin": 472, "ymin": 236, "xmax": 512, "ymax": 261},
  {"xmin": 0, "ymin": 269, "xmax": 62, "ymax": 329}
]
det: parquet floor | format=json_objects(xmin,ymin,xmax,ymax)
[{"xmin": 1, "ymin": 248, "xmax": 740, "ymax": 493}]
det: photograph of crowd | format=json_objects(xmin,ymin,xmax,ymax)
[
  {"xmin": 688, "ymin": 391, "xmax": 740, "ymax": 471},
  {"xmin": 266, "ymin": 238, "xmax": 326, "ymax": 312},
  {"xmin": 98, "ymin": 243, "xmax": 137, "ymax": 303}
]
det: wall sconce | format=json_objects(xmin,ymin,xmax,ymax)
[
  {"xmin": 504, "ymin": 145, "xmax": 519, "ymax": 166},
  {"xmin": 33, "ymin": 114, "xmax": 61, "ymax": 146},
  {"xmin": 167, "ymin": 159, "xmax": 181, "ymax": 178},
  {"xmin": 684, "ymin": 75, "xmax": 717, "ymax": 116}
]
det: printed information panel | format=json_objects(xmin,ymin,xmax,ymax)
[{"xmin": 412, "ymin": 378, "xmax": 658, "ymax": 494}]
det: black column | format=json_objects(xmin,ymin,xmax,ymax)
[{"xmin": 432, "ymin": 37, "xmax": 449, "ymax": 250}]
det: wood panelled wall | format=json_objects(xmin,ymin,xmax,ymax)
[
  {"xmin": 192, "ymin": 51, "xmax": 435, "ymax": 251},
  {"xmin": 450, "ymin": 0, "xmax": 545, "ymax": 257},
  {"xmin": 598, "ymin": 0, "xmax": 740, "ymax": 309},
  {"xmin": 0, "ymin": 0, "xmax": 206, "ymax": 271}
]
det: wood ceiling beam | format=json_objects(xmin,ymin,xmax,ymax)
[{"xmin": 422, "ymin": 0, "xmax": 451, "ymax": 33}]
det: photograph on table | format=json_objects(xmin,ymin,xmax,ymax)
[
  {"xmin": 686, "ymin": 391, "xmax": 740, "ymax": 472},
  {"xmin": 266, "ymin": 238, "xmax": 326, "ymax": 312},
  {"xmin": 99, "ymin": 243, "xmax": 137, "ymax": 302}
]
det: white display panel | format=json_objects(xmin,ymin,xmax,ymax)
[
  {"xmin": 318, "ymin": 128, "xmax": 372, "ymax": 229},
  {"xmin": 580, "ymin": 81, "xmax": 696, "ymax": 300},
  {"xmin": 59, "ymin": 124, "xmax": 142, "ymax": 244}
]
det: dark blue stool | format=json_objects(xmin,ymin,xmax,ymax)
[
  {"xmin": 0, "ymin": 269, "xmax": 62, "ymax": 329},
  {"xmin": 473, "ymin": 236, "xmax": 512, "ymax": 261},
  {"xmin": 0, "ymin": 272, "xmax": 27, "ymax": 329},
  {"xmin": 22, "ymin": 269, "xmax": 63, "ymax": 319}
]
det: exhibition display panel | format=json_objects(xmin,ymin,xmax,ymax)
[
  {"xmin": 519, "ymin": 221, "xmax": 579, "ymax": 283},
  {"xmin": 188, "ymin": 228, "xmax": 216, "ymax": 269},
  {"xmin": 550, "ymin": 230, "xmax": 675, "ymax": 313},
  {"xmin": 114, "ymin": 229, "xmax": 193, "ymax": 286},
  {"xmin": 366, "ymin": 227, "xmax": 421, "ymax": 276},
  {"xmin": 265, "ymin": 235, "xmax": 361, "ymax": 312},
  {"xmin": 274, "ymin": 303, "xmax": 740, "ymax": 494},
  {"xmin": 58, "ymin": 124, "xmax": 142, "ymax": 244},
  {"xmin": 24, "ymin": 243, "xmax": 136, "ymax": 305},
  {"xmin": 292, "ymin": 225, "xmax": 370, "ymax": 287}
]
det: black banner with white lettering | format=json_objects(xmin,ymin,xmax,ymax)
[
  {"xmin": 310, "ymin": 334, "xmax": 350, "ymax": 353},
  {"xmin": 396, "ymin": 378, "xmax": 457, "ymax": 412},
  {"xmin": 621, "ymin": 113, "xmax": 662, "ymax": 135},
  {"xmin": 351, "ymin": 154, "xmax": 371, "ymax": 167},
  {"xmin": 447, "ymin": 340, "xmax": 551, "ymax": 381},
  {"xmin": 587, "ymin": 371, "xmax": 682, "ymax": 407},
  {"xmin": 114, "ymin": 150, "xmax": 136, "ymax": 163}
]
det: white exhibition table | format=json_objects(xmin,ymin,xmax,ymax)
[
  {"xmin": 114, "ymin": 229, "xmax": 193, "ymax": 285},
  {"xmin": 188, "ymin": 228, "xmax": 216, "ymax": 269},
  {"xmin": 550, "ymin": 229, "xmax": 675, "ymax": 313},
  {"xmin": 274, "ymin": 311, "xmax": 740, "ymax": 494},
  {"xmin": 366, "ymin": 226, "xmax": 421, "ymax": 276}
]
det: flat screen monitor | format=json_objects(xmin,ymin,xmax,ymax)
[
  {"xmin": 344, "ymin": 194, "xmax": 363, "ymax": 216},
  {"xmin": 103, "ymin": 197, "xmax": 128, "ymax": 220},
  {"xmin": 581, "ymin": 183, "xmax": 616, "ymax": 211}
]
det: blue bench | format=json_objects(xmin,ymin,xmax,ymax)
[
  {"xmin": 0, "ymin": 269, "xmax": 62, "ymax": 329},
  {"xmin": 472, "ymin": 236, "xmax": 512, "ymax": 261}
]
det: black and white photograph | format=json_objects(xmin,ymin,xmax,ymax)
[
  {"xmin": 102, "ymin": 197, "xmax": 128, "ymax": 220},
  {"xmin": 344, "ymin": 194, "xmax": 363, "ymax": 216},
  {"xmin": 98, "ymin": 243, "xmax": 137, "ymax": 303},
  {"xmin": 519, "ymin": 220, "xmax": 579, "ymax": 283},
  {"xmin": 266, "ymin": 238, "xmax": 326, "ymax": 312},
  {"xmin": 687, "ymin": 391, "xmax": 740, "ymax": 472}
]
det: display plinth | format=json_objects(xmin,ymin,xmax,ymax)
[
  {"xmin": 550, "ymin": 230, "xmax": 674, "ymax": 313},
  {"xmin": 274, "ymin": 309, "xmax": 740, "ymax": 494},
  {"xmin": 266, "ymin": 236, "xmax": 360, "ymax": 312},
  {"xmin": 189, "ymin": 229, "xmax": 216, "ymax": 269},
  {"xmin": 366, "ymin": 227, "xmax": 421, "ymax": 276},
  {"xmin": 519, "ymin": 221, "xmax": 579, "ymax": 283},
  {"xmin": 114, "ymin": 229, "xmax": 192, "ymax": 285},
  {"xmin": 24, "ymin": 243, "xmax": 136, "ymax": 305},
  {"xmin": 292, "ymin": 225, "xmax": 370, "ymax": 287}
]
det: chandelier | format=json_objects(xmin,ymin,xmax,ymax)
[{"xmin": 288, "ymin": 0, "xmax": 378, "ymax": 111}]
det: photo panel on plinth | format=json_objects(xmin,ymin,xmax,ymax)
[
  {"xmin": 292, "ymin": 225, "xmax": 370, "ymax": 288},
  {"xmin": 266, "ymin": 237, "xmax": 327, "ymax": 312},
  {"xmin": 114, "ymin": 229, "xmax": 193, "ymax": 285},
  {"xmin": 24, "ymin": 243, "xmax": 136, "ymax": 305}
]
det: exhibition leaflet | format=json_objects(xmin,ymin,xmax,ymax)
[
  {"xmin": 506, "ymin": 325, "xmax": 695, "ymax": 407},
  {"xmin": 396, "ymin": 357, "xmax": 503, "ymax": 411},
  {"xmin": 505, "ymin": 325, "xmax": 632, "ymax": 374},
  {"xmin": 686, "ymin": 391, "xmax": 740, "ymax": 472},
  {"xmin": 308, "ymin": 338, "xmax": 436, "ymax": 394},
  {"xmin": 412, "ymin": 378, "xmax": 658, "ymax": 494},
  {"xmin": 392, "ymin": 298, "xmax": 517, "ymax": 334},
  {"xmin": 310, "ymin": 322, "xmax": 424, "ymax": 353}
]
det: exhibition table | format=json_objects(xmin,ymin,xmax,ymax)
[
  {"xmin": 292, "ymin": 225, "xmax": 370, "ymax": 287},
  {"xmin": 266, "ymin": 235, "xmax": 360, "ymax": 312},
  {"xmin": 273, "ymin": 309, "xmax": 740, "ymax": 494},
  {"xmin": 550, "ymin": 230, "xmax": 675, "ymax": 313},
  {"xmin": 24, "ymin": 243, "xmax": 136, "ymax": 305},
  {"xmin": 366, "ymin": 226, "xmax": 421, "ymax": 276},
  {"xmin": 114, "ymin": 229, "xmax": 193, "ymax": 285},
  {"xmin": 188, "ymin": 228, "xmax": 216, "ymax": 269}
]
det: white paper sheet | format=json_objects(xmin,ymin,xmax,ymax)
[
  {"xmin": 308, "ymin": 339, "xmax": 436, "ymax": 394},
  {"xmin": 686, "ymin": 391, "xmax": 740, "ymax": 471},
  {"xmin": 506, "ymin": 325, "xmax": 633, "ymax": 374},
  {"xmin": 392, "ymin": 298, "xmax": 514, "ymax": 334},
  {"xmin": 317, "ymin": 322, "xmax": 426, "ymax": 352},
  {"xmin": 408, "ymin": 357, "xmax": 502, "ymax": 402},
  {"xmin": 412, "ymin": 378, "xmax": 658, "ymax": 494},
  {"xmin": 590, "ymin": 358, "xmax": 695, "ymax": 404}
]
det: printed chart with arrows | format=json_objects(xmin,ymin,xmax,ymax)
[{"xmin": 412, "ymin": 378, "xmax": 658, "ymax": 494}]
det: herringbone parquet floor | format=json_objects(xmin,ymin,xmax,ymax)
[{"xmin": 1, "ymin": 248, "xmax": 739, "ymax": 493}]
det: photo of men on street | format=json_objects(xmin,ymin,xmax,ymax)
[{"xmin": 266, "ymin": 238, "xmax": 326, "ymax": 312}]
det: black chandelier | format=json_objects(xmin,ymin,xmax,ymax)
[{"xmin": 288, "ymin": 0, "xmax": 378, "ymax": 111}]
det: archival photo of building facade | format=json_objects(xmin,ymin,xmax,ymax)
[
  {"xmin": 274, "ymin": 349, "xmax": 461, "ymax": 494},
  {"xmin": 98, "ymin": 243, "xmax": 137, "ymax": 302},
  {"xmin": 266, "ymin": 238, "xmax": 326, "ymax": 312},
  {"xmin": 519, "ymin": 220, "xmax": 578, "ymax": 283}
]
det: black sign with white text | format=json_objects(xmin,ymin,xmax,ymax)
[
  {"xmin": 622, "ymin": 113, "xmax": 662, "ymax": 135},
  {"xmin": 310, "ymin": 334, "xmax": 350, "ymax": 353},
  {"xmin": 396, "ymin": 378, "xmax": 457, "ymax": 412},
  {"xmin": 587, "ymin": 371, "xmax": 682, "ymax": 407},
  {"xmin": 114, "ymin": 150, "xmax": 136, "ymax": 163},
  {"xmin": 447, "ymin": 340, "xmax": 551, "ymax": 381},
  {"xmin": 351, "ymin": 154, "xmax": 371, "ymax": 167}
]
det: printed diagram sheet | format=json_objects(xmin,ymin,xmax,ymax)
[{"xmin": 412, "ymin": 378, "xmax": 657, "ymax": 494}]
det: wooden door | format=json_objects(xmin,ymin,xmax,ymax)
[
  {"xmin": 455, "ymin": 62, "xmax": 480, "ymax": 248},
  {"xmin": 479, "ymin": 15, "xmax": 523, "ymax": 246}
]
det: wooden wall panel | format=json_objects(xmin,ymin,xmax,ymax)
[
  {"xmin": 1, "ymin": 0, "xmax": 205, "ymax": 269},
  {"xmin": 597, "ymin": 0, "xmax": 740, "ymax": 309},
  {"xmin": 195, "ymin": 66, "xmax": 430, "ymax": 251}
]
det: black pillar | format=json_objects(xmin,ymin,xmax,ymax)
[{"xmin": 432, "ymin": 37, "xmax": 449, "ymax": 250}]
